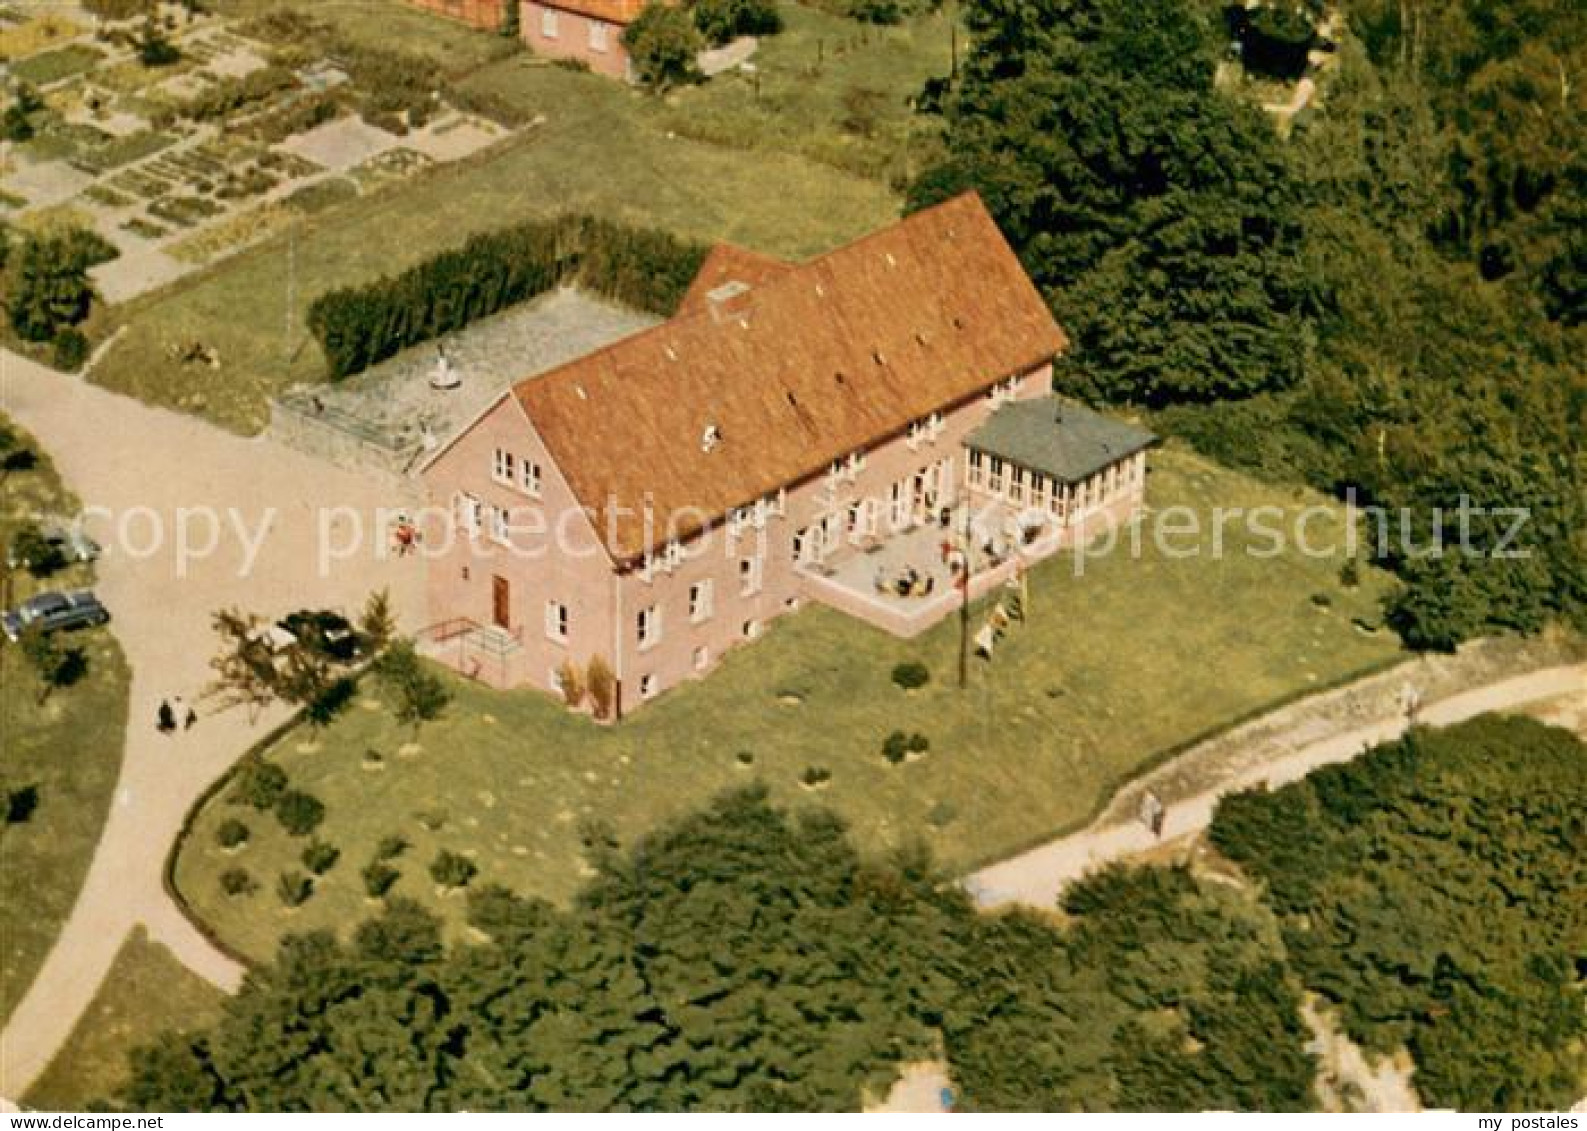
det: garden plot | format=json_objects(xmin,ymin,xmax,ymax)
[
  {"xmin": 275, "ymin": 115, "xmax": 405, "ymax": 172},
  {"xmin": 404, "ymin": 113, "xmax": 508, "ymax": 163},
  {"xmin": 2, "ymin": 157, "xmax": 94, "ymax": 213}
]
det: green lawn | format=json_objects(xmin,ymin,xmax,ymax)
[
  {"xmin": 93, "ymin": 58, "xmax": 900, "ymax": 434},
  {"xmin": 215, "ymin": 0, "xmax": 518, "ymax": 76},
  {"xmin": 23, "ymin": 929, "xmax": 227, "ymax": 1111},
  {"xmin": 9, "ymin": 43, "xmax": 104, "ymax": 86},
  {"xmin": 174, "ymin": 446, "xmax": 1403, "ymax": 963},
  {"xmin": 652, "ymin": 2, "xmax": 955, "ymax": 183},
  {"xmin": 0, "ymin": 419, "xmax": 130, "ymax": 1023}
]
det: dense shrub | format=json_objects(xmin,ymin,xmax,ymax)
[
  {"xmin": 882, "ymin": 731, "xmax": 930, "ymax": 763},
  {"xmin": 273, "ymin": 790, "xmax": 325, "ymax": 837},
  {"xmin": 276, "ymin": 870, "xmax": 313, "ymax": 907},
  {"xmin": 891, "ymin": 661, "xmax": 930, "ymax": 690},
  {"xmin": 586, "ymin": 656, "xmax": 617, "ymax": 721},
  {"xmin": 307, "ymin": 216, "xmax": 707, "ymax": 378},
  {"xmin": 429, "ymin": 850, "xmax": 478, "ymax": 890},
  {"xmin": 362, "ymin": 861, "xmax": 400, "ymax": 899},
  {"xmin": 215, "ymin": 819, "xmax": 251, "ymax": 850},
  {"xmin": 301, "ymin": 839, "xmax": 341, "ymax": 875},
  {"xmin": 691, "ymin": 0, "xmax": 781, "ymax": 45},
  {"xmin": 230, "ymin": 762, "xmax": 288, "ymax": 811},
  {"xmin": 51, "ymin": 328, "xmax": 90, "ymax": 371},
  {"xmin": 375, "ymin": 834, "xmax": 408, "ymax": 861},
  {"xmin": 623, "ymin": 2, "xmax": 704, "ymax": 90},
  {"xmin": 179, "ymin": 66, "xmax": 296, "ymax": 121},
  {"xmin": 8, "ymin": 228, "xmax": 116, "ymax": 343},
  {"xmin": 10, "ymin": 523, "xmax": 67, "ymax": 577},
  {"xmin": 219, "ymin": 868, "xmax": 257, "ymax": 897}
]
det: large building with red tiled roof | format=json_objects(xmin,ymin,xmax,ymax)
[{"xmin": 419, "ymin": 194, "xmax": 1154, "ymax": 714}]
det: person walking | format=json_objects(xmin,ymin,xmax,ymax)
[
  {"xmin": 156, "ymin": 699, "xmax": 175, "ymax": 734},
  {"xmin": 1139, "ymin": 789, "xmax": 1166, "ymax": 839},
  {"xmin": 184, "ymin": 705, "xmax": 198, "ymax": 731}
]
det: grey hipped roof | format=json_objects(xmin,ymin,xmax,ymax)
[{"xmin": 965, "ymin": 397, "xmax": 1157, "ymax": 484}]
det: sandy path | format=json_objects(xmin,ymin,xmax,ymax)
[
  {"xmin": 967, "ymin": 664, "xmax": 1585, "ymax": 910},
  {"xmin": 0, "ymin": 348, "xmax": 426, "ymax": 1100}
]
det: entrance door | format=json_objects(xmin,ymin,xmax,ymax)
[{"xmin": 492, "ymin": 575, "xmax": 511, "ymax": 630}]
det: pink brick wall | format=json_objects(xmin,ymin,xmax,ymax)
[
  {"xmin": 521, "ymin": 1, "xmax": 633, "ymax": 80},
  {"xmin": 606, "ymin": 364, "xmax": 1054, "ymax": 705},
  {"xmin": 423, "ymin": 394, "xmax": 617, "ymax": 698}
]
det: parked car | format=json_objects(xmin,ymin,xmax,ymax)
[
  {"xmin": 278, "ymin": 610, "xmax": 360, "ymax": 662},
  {"xmin": 5, "ymin": 520, "xmax": 102, "ymax": 572},
  {"xmin": 2, "ymin": 589, "xmax": 110, "ymax": 643}
]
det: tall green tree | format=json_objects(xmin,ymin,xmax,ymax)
[{"xmin": 911, "ymin": 0, "xmax": 1313, "ymax": 404}]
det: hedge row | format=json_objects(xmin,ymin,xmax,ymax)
[{"xmin": 306, "ymin": 216, "xmax": 709, "ymax": 379}]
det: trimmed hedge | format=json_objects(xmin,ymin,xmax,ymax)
[{"xmin": 307, "ymin": 215, "xmax": 709, "ymax": 379}]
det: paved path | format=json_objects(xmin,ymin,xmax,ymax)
[
  {"xmin": 0, "ymin": 348, "xmax": 425, "ymax": 1100},
  {"xmin": 967, "ymin": 663, "xmax": 1586, "ymax": 910}
]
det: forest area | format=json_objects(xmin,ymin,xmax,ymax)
[
  {"xmin": 118, "ymin": 716, "xmax": 1583, "ymax": 1112},
  {"xmin": 908, "ymin": 0, "xmax": 1585, "ymax": 653}
]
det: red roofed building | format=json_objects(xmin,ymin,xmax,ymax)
[
  {"xmin": 419, "ymin": 194, "xmax": 1154, "ymax": 713},
  {"xmin": 406, "ymin": 0, "xmax": 511, "ymax": 31},
  {"xmin": 519, "ymin": 0, "xmax": 650, "ymax": 79}
]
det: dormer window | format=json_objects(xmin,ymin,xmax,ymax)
[{"xmin": 988, "ymin": 376, "xmax": 1020, "ymax": 405}]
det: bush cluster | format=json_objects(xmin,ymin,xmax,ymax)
[{"xmin": 307, "ymin": 216, "xmax": 707, "ymax": 378}]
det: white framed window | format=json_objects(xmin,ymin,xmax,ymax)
[
  {"xmin": 693, "ymin": 646, "xmax": 709, "ymax": 671},
  {"xmin": 541, "ymin": 8, "xmax": 559, "ymax": 38},
  {"xmin": 488, "ymin": 505, "xmax": 512, "ymax": 545},
  {"xmin": 1010, "ymin": 467, "xmax": 1026, "ymax": 503},
  {"xmin": 742, "ymin": 619, "xmax": 761, "ymax": 640},
  {"xmin": 589, "ymin": 19, "xmax": 608, "ymax": 51},
  {"xmin": 492, "ymin": 448, "xmax": 515, "ymax": 484},
  {"xmin": 520, "ymin": 460, "xmax": 542, "ymax": 497},
  {"xmin": 640, "ymin": 673, "xmax": 659, "ymax": 699},
  {"xmin": 792, "ymin": 527, "xmax": 809, "ymax": 563},
  {"xmin": 545, "ymin": 600, "xmax": 569, "ymax": 642},
  {"xmin": 739, "ymin": 555, "xmax": 762, "ymax": 596},
  {"xmin": 689, "ymin": 580, "xmax": 713, "ymax": 623},
  {"xmin": 456, "ymin": 492, "xmax": 483, "ymax": 539},
  {"xmin": 988, "ymin": 456, "xmax": 1005, "ymax": 493},
  {"xmin": 637, "ymin": 605, "xmax": 661, "ymax": 649}
]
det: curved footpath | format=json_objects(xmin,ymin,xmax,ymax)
[
  {"xmin": 0, "ymin": 349, "xmax": 424, "ymax": 1100},
  {"xmin": 967, "ymin": 663, "xmax": 1586, "ymax": 909}
]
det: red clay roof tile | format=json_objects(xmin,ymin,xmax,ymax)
[{"xmin": 514, "ymin": 192, "xmax": 1068, "ymax": 561}]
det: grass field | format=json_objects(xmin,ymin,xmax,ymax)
[
  {"xmin": 653, "ymin": 3, "xmax": 955, "ymax": 183},
  {"xmin": 174, "ymin": 446, "xmax": 1402, "ymax": 962},
  {"xmin": 23, "ymin": 929, "xmax": 227, "ymax": 1111},
  {"xmin": 92, "ymin": 58, "xmax": 900, "ymax": 434},
  {"xmin": 0, "ymin": 419, "xmax": 129, "ymax": 1023},
  {"xmin": 9, "ymin": 43, "xmax": 104, "ymax": 87},
  {"xmin": 215, "ymin": 0, "xmax": 518, "ymax": 76}
]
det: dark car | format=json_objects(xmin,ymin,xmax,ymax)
[{"xmin": 2, "ymin": 589, "xmax": 110, "ymax": 643}]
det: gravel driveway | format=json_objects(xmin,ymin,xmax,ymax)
[{"xmin": 0, "ymin": 348, "xmax": 426, "ymax": 1099}]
